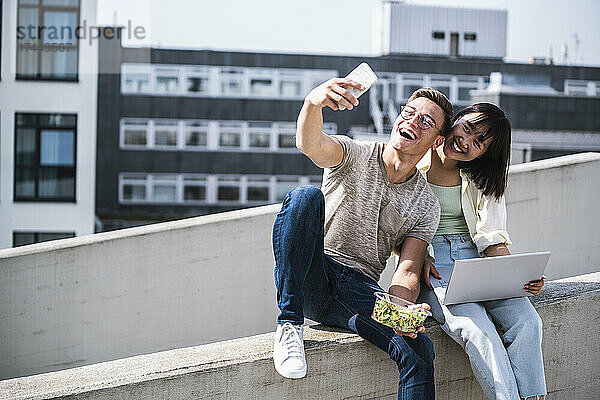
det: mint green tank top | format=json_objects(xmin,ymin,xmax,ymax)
[{"xmin": 429, "ymin": 183, "xmax": 470, "ymax": 235}]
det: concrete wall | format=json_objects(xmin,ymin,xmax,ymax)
[
  {"xmin": 0, "ymin": 205, "xmax": 281, "ymax": 379},
  {"xmin": 0, "ymin": 153, "xmax": 599, "ymax": 379},
  {"xmin": 1, "ymin": 272, "xmax": 598, "ymax": 400},
  {"xmin": 506, "ymin": 153, "xmax": 600, "ymax": 279}
]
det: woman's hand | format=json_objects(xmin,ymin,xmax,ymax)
[
  {"xmin": 524, "ymin": 275, "xmax": 546, "ymax": 296},
  {"xmin": 421, "ymin": 258, "xmax": 441, "ymax": 290}
]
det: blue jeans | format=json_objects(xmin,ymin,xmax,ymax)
[
  {"xmin": 273, "ymin": 186, "xmax": 435, "ymax": 400},
  {"xmin": 417, "ymin": 234, "xmax": 546, "ymax": 400}
]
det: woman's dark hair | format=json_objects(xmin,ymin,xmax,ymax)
[{"xmin": 451, "ymin": 103, "xmax": 511, "ymax": 199}]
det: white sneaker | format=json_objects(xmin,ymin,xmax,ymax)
[{"xmin": 273, "ymin": 322, "xmax": 306, "ymax": 379}]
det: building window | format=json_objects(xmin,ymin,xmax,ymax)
[
  {"xmin": 400, "ymin": 73, "xmax": 425, "ymax": 100},
  {"xmin": 16, "ymin": 0, "xmax": 80, "ymax": 80},
  {"xmin": 457, "ymin": 76, "xmax": 480, "ymax": 102},
  {"xmin": 183, "ymin": 176, "xmax": 207, "ymax": 202},
  {"xmin": 121, "ymin": 119, "xmax": 148, "ymax": 146},
  {"xmin": 153, "ymin": 121, "xmax": 178, "ymax": 147},
  {"xmin": 247, "ymin": 176, "xmax": 270, "ymax": 202},
  {"xmin": 120, "ymin": 64, "xmax": 337, "ymax": 99},
  {"xmin": 185, "ymin": 121, "xmax": 208, "ymax": 148},
  {"xmin": 154, "ymin": 67, "xmax": 180, "ymax": 94},
  {"xmin": 221, "ymin": 68, "xmax": 244, "ymax": 95},
  {"xmin": 249, "ymin": 70, "xmax": 273, "ymax": 96},
  {"xmin": 122, "ymin": 64, "xmax": 151, "ymax": 93},
  {"xmin": 311, "ymin": 71, "xmax": 337, "ymax": 89},
  {"xmin": 185, "ymin": 67, "xmax": 210, "ymax": 95},
  {"xmin": 119, "ymin": 118, "xmax": 334, "ymax": 152},
  {"xmin": 119, "ymin": 173, "xmax": 319, "ymax": 205},
  {"xmin": 121, "ymin": 174, "xmax": 147, "ymax": 201},
  {"xmin": 276, "ymin": 176, "xmax": 301, "ymax": 201},
  {"xmin": 432, "ymin": 31, "xmax": 445, "ymax": 40},
  {"xmin": 278, "ymin": 123, "xmax": 296, "ymax": 148},
  {"xmin": 219, "ymin": 122, "xmax": 242, "ymax": 147},
  {"xmin": 248, "ymin": 122, "xmax": 271, "ymax": 149},
  {"xmin": 13, "ymin": 231, "xmax": 75, "ymax": 247},
  {"xmin": 464, "ymin": 33, "xmax": 477, "ymax": 41},
  {"xmin": 430, "ymin": 78, "xmax": 451, "ymax": 99},
  {"xmin": 564, "ymin": 80, "xmax": 598, "ymax": 97},
  {"xmin": 151, "ymin": 175, "xmax": 177, "ymax": 202},
  {"xmin": 217, "ymin": 176, "xmax": 240, "ymax": 201},
  {"xmin": 279, "ymin": 72, "xmax": 303, "ymax": 97},
  {"xmin": 15, "ymin": 113, "xmax": 77, "ymax": 202}
]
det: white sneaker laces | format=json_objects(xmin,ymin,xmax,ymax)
[{"xmin": 280, "ymin": 324, "xmax": 303, "ymax": 359}]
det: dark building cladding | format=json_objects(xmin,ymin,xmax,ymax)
[{"xmin": 95, "ymin": 29, "xmax": 600, "ymax": 232}]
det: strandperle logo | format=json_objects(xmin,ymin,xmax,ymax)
[{"xmin": 17, "ymin": 19, "xmax": 146, "ymax": 45}]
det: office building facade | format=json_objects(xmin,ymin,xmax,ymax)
[
  {"xmin": 96, "ymin": 25, "xmax": 600, "ymax": 231},
  {"xmin": 0, "ymin": 0, "xmax": 99, "ymax": 249}
]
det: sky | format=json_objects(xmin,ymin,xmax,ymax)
[{"xmin": 97, "ymin": 0, "xmax": 600, "ymax": 66}]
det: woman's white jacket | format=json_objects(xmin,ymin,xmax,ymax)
[{"xmin": 417, "ymin": 150, "xmax": 511, "ymax": 256}]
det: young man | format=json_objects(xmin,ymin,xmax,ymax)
[{"xmin": 272, "ymin": 77, "xmax": 453, "ymax": 399}]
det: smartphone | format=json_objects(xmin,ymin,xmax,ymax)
[{"xmin": 336, "ymin": 62, "xmax": 378, "ymax": 111}]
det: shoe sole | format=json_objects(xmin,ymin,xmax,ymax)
[{"xmin": 274, "ymin": 361, "xmax": 306, "ymax": 379}]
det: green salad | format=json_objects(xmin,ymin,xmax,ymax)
[{"xmin": 372, "ymin": 297, "xmax": 429, "ymax": 333}]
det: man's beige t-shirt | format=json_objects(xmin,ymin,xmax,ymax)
[{"xmin": 322, "ymin": 135, "xmax": 440, "ymax": 282}]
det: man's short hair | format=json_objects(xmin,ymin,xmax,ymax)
[{"xmin": 407, "ymin": 88, "xmax": 453, "ymax": 137}]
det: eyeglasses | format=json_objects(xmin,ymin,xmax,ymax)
[{"xmin": 399, "ymin": 106, "xmax": 437, "ymax": 131}]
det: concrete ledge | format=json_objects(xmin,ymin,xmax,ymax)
[
  {"xmin": 1, "ymin": 272, "xmax": 598, "ymax": 400},
  {"xmin": 0, "ymin": 204, "xmax": 282, "ymax": 259},
  {"xmin": 508, "ymin": 151, "xmax": 600, "ymax": 174}
]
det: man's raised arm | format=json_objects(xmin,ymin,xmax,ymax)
[{"xmin": 296, "ymin": 78, "xmax": 363, "ymax": 168}]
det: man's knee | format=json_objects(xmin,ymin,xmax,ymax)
[
  {"xmin": 389, "ymin": 335, "xmax": 434, "ymax": 372},
  {"xmin": 286, "ymin": 185, "xmax": 324, "ymax": 209}
]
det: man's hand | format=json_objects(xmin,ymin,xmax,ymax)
[
  {"xmin": 393, "ymin": 303, "xmax": 431, "ymax": 339},
  {"xmin": 421, "ymin": 258, "xmax": 441, "ymax": 290},
  {"xmin": 305, "ymin": 78, "xmax": 363, "ymax": 111},
  {"xmin": 524, "ymin": 275, "xmax": 546, "ymax": 296}
]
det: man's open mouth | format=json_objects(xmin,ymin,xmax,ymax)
[{"xmin": 399, "ymin": 129, "xmax": 416, "ymax": 141}]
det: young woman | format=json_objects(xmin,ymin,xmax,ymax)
[{"xmin": 415, "ymin": 103, "xmax": 547, "ymax": 400}]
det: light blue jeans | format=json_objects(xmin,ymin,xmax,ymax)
[{"xmin": 417, "ymin": 234, "xmax": 547, "ymax": 400}]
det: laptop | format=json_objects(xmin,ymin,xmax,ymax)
[{"xmin": 433, "ymin": 251, "xmax": 551, "ymax": 306}]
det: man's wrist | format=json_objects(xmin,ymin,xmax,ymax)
[{"xmin": 303, "ymin": 98, "xmax": 323, "ymax": 110}]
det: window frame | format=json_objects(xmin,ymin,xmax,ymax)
[
  {"xmin": 182, "ymin": 175, "xmax": 208, "ymax": 204},
  {"xmin": 14, "ymin": 112, "xmax": 77, "ymax": 202},
  {"xmin": 118, "ymin": 173, "xmax": 322, "ymax": 205},
  {"xmin": 246, "ymin": 175, "xmax": 271, "ymax": 203},
  {"xmin": 120, "ymin": 118, "xmax": 149, "ymax": 148},
  {"xmin": 121, "ymin": 64, "xmax": 152, "ymax": 94},
  {"xmin": 13, "ymin": 230, "xmax": 75, "ymax": 247},
  {"xmin": 183, "ymin": 120, "xmax": 209, "ymax": 149},
  {"xmin": 464, "ymin": 33, "xmax": 477, "ymax": 41},
  {"xmin": 216, "ymin": 175, "xmax": 242, "ymax": 203},
  {"xmin": 16, "ymin": 0, "xmax": 81, "ymax": 81},
  {"xmin": 184, "ymin": 66, "xmax": 211, "ymax": 96},
  {"xmin": 120, "ymin": 64, "xmax": 338, "ymax": 100}
]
